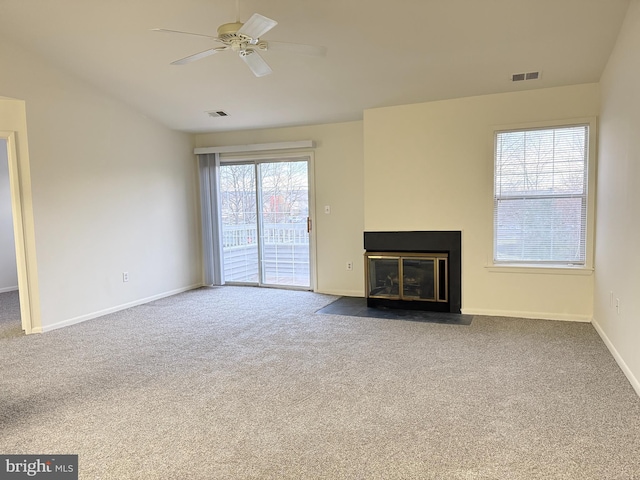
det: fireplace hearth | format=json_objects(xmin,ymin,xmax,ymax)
[{"xmin": 364, "ymin": 231, "xmax": 461, "ymax": 313}]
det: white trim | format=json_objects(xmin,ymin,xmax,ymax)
[
  {"xmin": 0, "ymin": 286, "xmax": 18, "ymax": 293},
  {"xmin": 592, "ymin": 319, "xmax": 640, "ymax": 398},
  {"xmin": 463, "ymin": 308, "xmax": 591, "ymax": 322},
  {"xmin": 485, "ymin": 265, "xmax": 594, "ymax": 276},
  {"xmin": 1, "ymin": 128, "xmax": 40, "ymax": 334},
  {"xmin": 220, "ymin": 150, "xmax": 313, "ymax": 163},
  {"xmin": 40, "ymin": 284, "xmax": 203, "ymax": 333},
  {"xmin": 307, "ymin": 152, "xmax": 318, "ymax": 292},
  {"xmin": 317, "ymin": 289, "xmax": 364, "ymax": 298},
  {"xmin": 492, "ymin": 117, "xmax": 597, "ymax": 133},
  {"xmin": 195, "ymin": 140, "xmax": 314, "ymax": 155}
]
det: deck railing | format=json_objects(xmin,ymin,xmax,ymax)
[
  {"xmin": 222, "ymin": 223, "xmax": 309, "ymax": 249},
  {"xmin": 221, "ymin": 223, "xmax": 310, "ymax": 286}
]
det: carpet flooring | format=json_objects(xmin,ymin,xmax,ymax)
[
  {"xmin": 0, "ymin": 290, "xmax": 22, "ymax": 340},
  {"xmin": 1, "ymin": 286, "xmax": 639, "ymax": 479}
]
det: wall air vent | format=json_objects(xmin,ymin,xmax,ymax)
[
  {"xmin": 511, "ymin": 71, "xmax": 541, "ymax": 82},
  {"xmin": 206, "ymin": 110, "xmax": 229, "ymax": 117}
]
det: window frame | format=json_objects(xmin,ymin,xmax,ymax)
[{"xmin": 490, "ymin": 117, "xmax": 597, "ymax": 272}]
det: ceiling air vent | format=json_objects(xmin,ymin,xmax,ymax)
[
  {"xmin": 206, "ymin": 110, "xmax": 229, "ymax": 118},
  {"xmin": 511, "ymin": 71, "xmax": 541, "ymax": 82}
]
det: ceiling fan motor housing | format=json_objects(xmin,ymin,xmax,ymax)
[{"xmin": 217, "ymin": 22, "xmax": 245, "ymax": 41}]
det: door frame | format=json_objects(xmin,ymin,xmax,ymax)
[
  {"xmin": 219, "ymin": 151, "xmax": 317, "ymax": 291},
  {"xmin": 1, "ymin": 131, "xmax": 35, "ymax": 333}
]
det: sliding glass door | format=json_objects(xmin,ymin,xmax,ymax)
[
  {"xmin": 219, "ymin": 158, "xmax": 311, "ymax": 288},
  {"xmin": 258, "ymin": 160, "xmax": 310, "ymax": 287},
  {"xmin": 219, "ymin": 163, "xmax": 259, "ymax": 283}
]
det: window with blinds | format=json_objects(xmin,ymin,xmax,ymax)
[{"xmin": 493, "ymin": 124, "xmax": 589, "ymax": 265}]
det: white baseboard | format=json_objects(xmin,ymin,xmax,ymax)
[
  {"xmin": 463, "ymin": 308, "xmax": 592, "ymax": 323},
  {"xmin": 592, "ymin": 319, "xmax": 640, "ymax": 398},
  {"xmin": 0, "ymin": 285, "xmax": 18, "ymax": 293},
  {"xmin": 315, "ymin": 289, "xmax": 363, "ymax": 298},
  {"xmin": 40, "ymin": 283, "xmax": 203, "ymax": 333}
]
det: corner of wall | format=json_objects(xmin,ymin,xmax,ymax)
[{"xmin": 591, "ymin": 318, "xmax": 640, "ymax": 397}]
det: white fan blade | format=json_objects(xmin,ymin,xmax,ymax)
[
  {"xmin": 240, "ymin": 50, "xmax": 272, "ymax": 77},
  {"xmin": 151, "ymin": 28, "xmax": 218, "ymax": 40},
  {"xmin": 264, "ymin": 41, "xmax": 327, "ymax": 56},
  {"xmin": 237, "ymin": 13, "xmax": 277, "ymax": 39},
  {"xmin": 171, "ymin": 48, "xmax": 222, "ymax": 65}
]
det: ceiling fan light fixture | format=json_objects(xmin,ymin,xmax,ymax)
[{"xmin": 155, "ymin": 10, "xmax": 325, "ymax": 76}]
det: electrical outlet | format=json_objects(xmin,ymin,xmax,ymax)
[
  {"xmin": 346, "ymin": 261, "xmax": 353, "ymax": 271},
  {"xmin": 123, "ymin": 272, "xmax": 129, "ymax": 283}
]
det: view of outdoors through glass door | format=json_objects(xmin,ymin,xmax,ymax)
[{"xmin": 219, "ymin": 159, "xmax": 310, "ymax": 288}]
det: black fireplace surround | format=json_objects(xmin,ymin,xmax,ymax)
[{"xmin": 364, "ymin": 231, "xmax": 462, "ymax": 314}]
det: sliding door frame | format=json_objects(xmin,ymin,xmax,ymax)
[{"xmin": 219, "ymin": 151, "xmax": 317, "ymax": 291}]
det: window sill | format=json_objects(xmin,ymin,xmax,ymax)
[{"xmin": 485, "ymin": 265, "xmax": 594, "ymax": 276}]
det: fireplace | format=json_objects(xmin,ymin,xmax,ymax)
[{"xmin": 363, "ymin": 231, "xmax": 461, "ymax": 313}]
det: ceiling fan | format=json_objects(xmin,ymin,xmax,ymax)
[{"xmin": 152, "ymin": 4, "xmax": 327, "ymax": 77}]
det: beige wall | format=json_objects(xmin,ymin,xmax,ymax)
[
  {"xmin": 594, "ymin": 0, "xmax": 640, "ymax": 394},
  {"xmin": 195, "ymin": 121, "xmax": 364, "ymax": 296},
  {"xmin": 363, "ymin": 84, "xmax": 600, "ymax": 321},
  {"xmin": 0, "ymin": 38, "xmax": 202, "ymax": 331}
]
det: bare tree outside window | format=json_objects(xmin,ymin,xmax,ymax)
[
  {"xmin": 259, "ymin": 161, "xmax": 309, "ymax": 224},
  {"xmin": 219, "ymin": 163, "xmax": 256, "ymax": 225}
]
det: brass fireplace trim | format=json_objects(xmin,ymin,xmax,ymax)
[{"xmin": 364, "ymin": 251, "xmax": 448, "ymax": 303}]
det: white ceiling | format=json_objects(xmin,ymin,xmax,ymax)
[{"xmin": 0, "ymin": 0, "xmax": 630, "ymax": 133}]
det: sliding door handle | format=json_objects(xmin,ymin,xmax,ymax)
[{"xmin": 307, "ymin": 217, "xmax": 312, "ymax": 233}]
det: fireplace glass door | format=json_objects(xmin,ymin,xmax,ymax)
[
  {"xmin": 402, "ymin": 258, "xmax": 435, "ymax": 300},
  {"xmin": 366, "ymin": 252, "xmax": 448, "ymax": 303},
  {"xmin": 367, "ymin": 256, "xmax": 400, "ymax": 298}
]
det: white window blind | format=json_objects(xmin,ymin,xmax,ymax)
[{"xmin": 493, "ymin": 124, "xmax": 589, "ymax": 265}]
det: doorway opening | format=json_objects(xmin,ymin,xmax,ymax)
[
  {"xmin": 0, "ymin": 97, "xmax": 40, "ymax": 334},
  {"xmin": 0, "ymin": 138, "xmax": 22, "ymax": 337}
]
